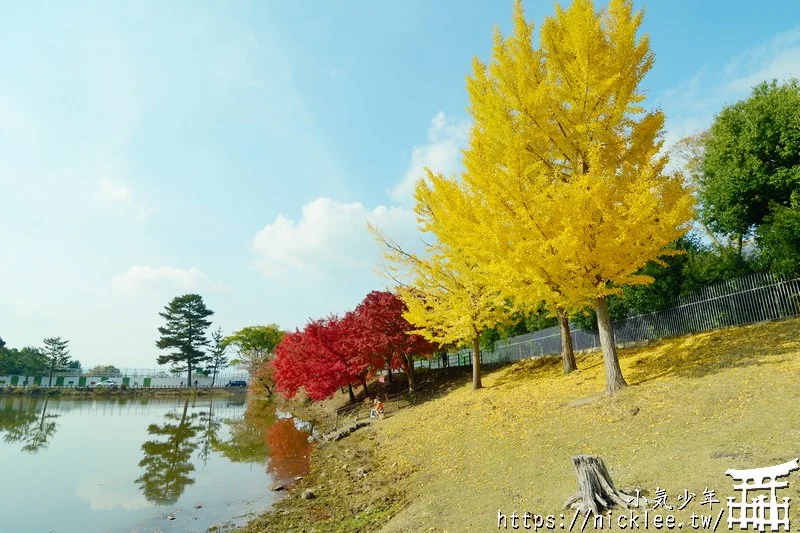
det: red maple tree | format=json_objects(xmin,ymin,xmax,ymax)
[
  {"xmin": 353, "ymin": 290, "xmax": 436, "ymax": 393},
  {"xmin": 273, "ymin": 315, "xmax": 367, "ymax": 401},
  {"xmin": 272, "ymin": 328, "xmax": 308, "ymax": 399},
  {"xmin": 272, "ymin": 291, "xmax": 437, "ymax": 401}
]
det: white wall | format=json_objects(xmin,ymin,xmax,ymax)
[{"xmin": 0, "ymin": 374, "xmax": 246, "ymax": 388}]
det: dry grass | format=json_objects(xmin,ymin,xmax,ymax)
[{"xmin": 373, "ymin": 317, "xmax": 800, "ymax": 532}]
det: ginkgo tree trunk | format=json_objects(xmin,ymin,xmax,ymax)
[
  {"xmin": 557, "ymin": 308, "xmax": 577, "ymax": 374},
  {"xmin": 458, "ymin": 0, "xmax": 694, "ymax": 394}
]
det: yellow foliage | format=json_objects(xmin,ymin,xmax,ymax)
[
  {"xmin": 458, "ymin": 0, "xmax": 696, "ymax": 312},
  {"xmin": 370, "ymin": 178, "xmax": 513, "ymax": 348}
]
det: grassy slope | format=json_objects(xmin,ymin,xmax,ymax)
[{"xmin": 375, "ymin": 317, "xmax": 800, "ymax": 532}]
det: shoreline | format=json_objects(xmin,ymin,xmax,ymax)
[
  {"xmin": 0, "ymin": 386, "xmax": 249, "ymax": 398},
  {"xmin": 236, "ymin": 425, "xmax": 409, "ymax": 532}
]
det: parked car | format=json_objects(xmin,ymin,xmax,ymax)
[
  {"xmin": 95, "ymin": 380, "xmax": 118, "ymax": 389},
  {"xmin": 225, "ymin": 380, "xmax": 247, "ymax": 388}
]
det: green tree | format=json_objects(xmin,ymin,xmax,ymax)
[
  {"xmin": 211, "ymin": 400, "xmax": 273, "ymax": 464},
  {"xmin": 14, "ymin": 347, "xmax": 48, "ymax": 376},
  {"xmin": 0, "ymin": 347, "xmax": 14, "ymax": 375},
  {"xmin": 196, "ymin": 399, "xmax": 222, "ymax": 465},
  {"xmin": 208, "ymin": 327, "xmax": 228, "ymax": 388},
  {"xmin": 0, "ymin": 399, "xmax": 60, "ymax": 454},
  {"xmin": 757, "ymin": 194, "xmax": 800, "ymax": 276},
  {"xmin": 85, "ymin": 365, "xmax": 122, "ymax": 377},
  {"xmin": 155, "ymin": 294, "xmax": 214, "ymax": 387},
  {"xmin": 222, "ymin": 325, "xmax": 284, "ymax": 377},
  {"xmin": 42, "ymin": 337, "xmax": 71, "ymax": 387},
  {"xmin": 480, "ymin": 304, "xmax": 561, "ymax": 352},
  {"xmin": 698, "ymin": 79, "xmax": 800, "ymax": 266},
  {"xmin": 136, "ymin": 400, "xmax": 202, "ymax": 505}
]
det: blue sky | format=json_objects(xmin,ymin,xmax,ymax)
[{"xmin": 2, "ymin": 0, "xmax": 800, "ymax": 369}]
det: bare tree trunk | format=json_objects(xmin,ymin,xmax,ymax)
[
  {"xmin": 557, "ymin": 307, "xmax": 577, "ymax": 374},
  {"xmin": 563, "ymin": 455, "xmax": 642, "ymax": 514},
  {"xmin": 698, "ymin": 220, "xmax": 723, "ymax": 249},
  {"xmin": 738, "ymin": 233, "xmax": 744, "ymax": 260},
  {"xmin": 347, "ymin": 383, "xmax": 356, "ymax": 403},
  {"xmin": 180, "ymin": 399, "xmax": 189, "ymax": 423},
  {"xmin": 187, "ymin": 363, "xmax": 193, "ymax": 388},
  {"xmin": 360, "ymin": 376, "xmax": 369, "ymax": 398},
  {"xmin": 594, "ymin": 297, "xmax": 627, "ymax": 394},
  {"xmin": 404, "ymin": 354, "xmax": 416, "ymax": 393},
  {"xmin": 40, "ymin": 399, "xmax": 49, "ymax": 429},
  {"xmin": 471, "ymin": 334, "xmax": 482, "ymax": 390},
  {"xmin": 386, "ymin": 355, "xmax": 393, "ymax": 383}
]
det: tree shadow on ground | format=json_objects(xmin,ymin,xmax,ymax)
[
  {"xmin": 489, "ymin": 352, "xmax": 605, "ymax": 389},
  {"xmin": 486, "ymin": 317, "xmax": 800, "ymax": 391},
  {"xmin": 336, "ymin": 366, "xmax": 482, "ymax": 424},
  {"xmin": 621, "ymin": 317, "xmax": 800, "ymax": 385}
]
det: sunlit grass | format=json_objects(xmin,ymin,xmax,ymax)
[{"xmin": 375, "ymin": 317, "xmax": 800, "ymax": 532}]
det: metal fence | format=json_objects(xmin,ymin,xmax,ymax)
[
  {"xmin": 78, "ymin": 368, "xmax": 250, "ymax": 380},
  {"xmin": 417, "ymin": 271, "xmax": 800, "ymax": 369}
]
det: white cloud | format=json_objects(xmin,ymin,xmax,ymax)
[
  {"xmin": 76, "ymin": 478, "xmax": 149, "ymax": 512},
  {"xmin": 660, "ymin": 24, "xmax": 800, "ymax": 161},
  {"xmin": 94, "ymin": 178, "xmax": 132, "ymax": 203},
  {"xmin": 112, "ymin": 265, "xmax": 230, "ymax": 293},
  {"xmin": 389, "ymin": 111, "xmax": 470, "ymax": 204},
  {"xmin": 251, "ymin": 197, "xmax": 418, "ymax": 280},
  {"xmin": 723, "ymin": 26, "xmax": 800, "ymax": 92}
]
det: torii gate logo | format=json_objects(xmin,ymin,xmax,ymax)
[{"xmin": 726, "ymin": 458, "xmax": 799, "ymax": 531}]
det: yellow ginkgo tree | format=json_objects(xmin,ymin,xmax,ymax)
[
  {"xmin": 370, "ymin": 175, "xmax": 513, "ymax": 391},
  {"xmin": 407, "ymin": 167, "xmax": 580, "ymax": 374},
  {"xmin": 458, "ymin": 0, "xmax": 695, "ymax": 394}
]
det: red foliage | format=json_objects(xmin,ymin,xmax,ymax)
[
  {"xmin": 353, "ymin": 291, "xmax": 437, "ymax": 375},
  {"xmin": 273, "ymin": 315, "xmax": 365, "ymax": 401},
  {"xmin": 271, "ymin": 291, "xmax": 437, "ymax": 402},
  {"xmin": 272, "ymin": 329, "xmax": 308, "ymax": 399},
  {"xmin": 266, "ymin": 418, "xmax": 312, "ymax": 483}
]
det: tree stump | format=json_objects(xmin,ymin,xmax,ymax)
[{"xmin": 563, "ymin": 455, "xmax": 645, "ymax": 514}]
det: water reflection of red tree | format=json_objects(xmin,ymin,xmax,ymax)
[{"xmin": 266, "ymin": 419, "xmax": 311, "ymax": 483}]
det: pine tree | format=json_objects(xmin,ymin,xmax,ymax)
[
  {"xmin": 209, "ymin": 327, "xmax": 228, "ymax": 388},
  {"xmin": 42, "ymin": 337, "xmax": 71, "ymax": 387},
  {"xmin": 155, "ymin": 294, "xmax": 214, "ymax": 387}
]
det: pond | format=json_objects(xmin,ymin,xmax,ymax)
[{"xmin": 0, "ymin": 395, "xmax": 314, "ymax": 532}]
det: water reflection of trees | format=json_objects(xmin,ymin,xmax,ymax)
[
  {"xmin": 136, "ymin": 400, "xmax": 202, "ymax": 505},
  {"xmin": 196, "ymin": 400, "xmax": 221, "ymax": 465},
  {"xmin": 210, "ymin": 397, "xmax": 273, "ymax": 463},
  {"xmin": 266, "ymin": 418, "xmax": 312, "ymax": 483},
  {"xmin": 134, "ymin": 396, "xmax": 314, "ymax": 504},
  {"xmin": 135, "ymin": 397, "xmax": 273, "ymax": 505},
  {"xmin": 0, "ymin": 398, "xmax": 60, "ymax": 454}
]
